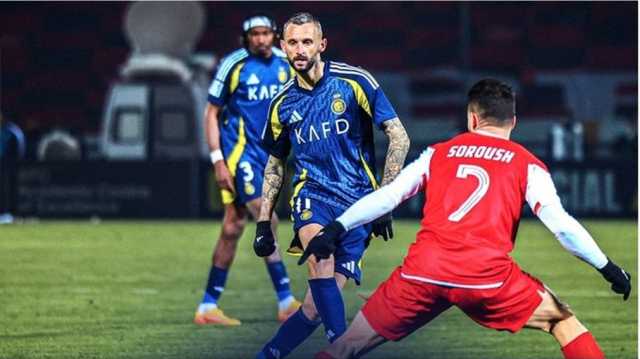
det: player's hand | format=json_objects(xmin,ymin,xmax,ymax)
[
  {"xmin": 371, "ymin": 212, "xmax": 394, "ymax": 241},
  {"xmin": 214, "ymin": 160, "xmax": 235, "ymax": 194},
  {"xmin": 598, "ymin": 259, "xmax": 632, "ymax": 300},
  {"xmin": 298, "ymin": 221, "xmax": 346, "ymax": 265},
  {"xmin": 254, "ymin": 221, "xmax": 276, "ymax": 257}
]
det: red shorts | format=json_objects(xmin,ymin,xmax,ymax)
[{"xmin": 362, "ymin": 264, "xmax": 545, "ymax": 341}]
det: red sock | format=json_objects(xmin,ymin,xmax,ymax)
[
  {"xmin": 561, "ymin": 332, "xmax": 605, "ymax": 359},
  {"xmin": 314, "ymin": 351, "xmax": 335, "ymax": 359}
]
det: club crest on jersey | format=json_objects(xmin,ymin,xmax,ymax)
[
  {"xmin": 244, "ymin": 183, "xmax": 255, "ymax": 195},
  {"xmin": 331, "ymin": 98, "xmax": 346, "ymax": 115},
  {"xmin": 278, "ymin": 66, "xmax": 288, "ymax": 83},
  {"xmin": 300, "ymin": 209, "xmax": 313, "ymax": 220}
]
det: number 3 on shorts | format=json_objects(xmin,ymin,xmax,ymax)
[
  {"xmin": 448, "ymin": 164, "xmax": 490, "ymax": 222},
  {"xmin": 239, "ymin": 161, "xmax": 254, "ymax": 182}
]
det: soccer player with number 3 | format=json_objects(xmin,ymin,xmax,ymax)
[
  {"xmin": 194, "ymin": 15, "xmax": 301, "ymax": 326},
  {"xmin": 303, "ymin": 79, "xmax": 632, "ymax": 359}
]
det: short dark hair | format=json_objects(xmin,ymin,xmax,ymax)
[
  {"xmin": 283, "ymin": 12, "xmax": 323, "ymax": 37},
  {"xmin": 467, "ymin": 79, "xmax": 516, "ymax": 124}
]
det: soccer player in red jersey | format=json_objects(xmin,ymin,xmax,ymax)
[{"xmin": 300, "ymin": 79, "xmax": 632, "ymax": 359}]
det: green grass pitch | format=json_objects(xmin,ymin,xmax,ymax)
[{"xmin": 0, "ymin": 220, "xmax": 636, "ymax": 359}]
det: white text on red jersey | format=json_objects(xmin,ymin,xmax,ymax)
[{"xmin": 446, "ymin": 145, "xmax": 515, "ymax": 163}]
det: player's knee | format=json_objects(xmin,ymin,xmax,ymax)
[
  {"xmin": 308, "ymin": 256, "xmax": 335, "ymax": 278},
  {"xmin": 270, "ymin": 214, "xmax": 279, "ymax": 228},
  {"xmin": 221, "ymin": 218, "xmax": 246, "ymax": 240}
]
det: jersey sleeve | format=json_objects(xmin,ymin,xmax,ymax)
[
  {"xmin": 207, "ymin": 50, "xmax": 247, "ymax": 106},
  {"xmin": 525, "ymin": 162, "xmax": 562, "ymax": 215},
  {"xmin": 331, "ymin": 63, "xmax": 398, "ymax": 129},
  {"xmin": 261, "ymin": 95, "xmax": 290, "ymax": 159},
  {"xmin": 526, "ymin": 159, "xmax": 608, "ymax": 269},
  {"xmin": 337, "ymin": 147, "xmax": 434, "ymax": 231}
]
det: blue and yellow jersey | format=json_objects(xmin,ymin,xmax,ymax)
[
  {"xmin": 208, "ymin": 47, "xmax": 294, "ymax": 162},
  {"xmin": 207, "ymin": 47, "xmax": 294, "ymax": 205},
  {"xmin": 262, "ymin": 61, "xmax": 398, "ymax": 209}
]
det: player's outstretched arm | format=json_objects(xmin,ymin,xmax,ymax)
[
  {"xmin": 254, "ymin": 155, "xmax": 285, "ymax": 257},
  {"xmin": 370, "ymin": 118, "xmax": 410, "ymax": 240},
  {"xmin": 528, "ymin": 165, "xmax": 632, "ymax": 300}
]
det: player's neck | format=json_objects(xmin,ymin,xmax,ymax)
[
  {"xmin": 296, "ymin": 60, "xmax": 325, "ymax": 90},
  {"xmin": 473, "ymin": 126, "xmax": 512, "ymax": 140}
]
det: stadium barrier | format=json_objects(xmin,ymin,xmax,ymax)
[{"xmin": 13, "ymin": 160, "xmax": 637, "ymax": 219}]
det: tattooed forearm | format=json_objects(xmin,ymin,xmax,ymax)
[
  {"xmin": 258, "ymin": 155, "xmax": 285, "ymax": 221},
  {"xmin": 381, "ymin": 118, "xmax": 410, "ymax": 186}
]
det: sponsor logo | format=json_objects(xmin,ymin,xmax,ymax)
[
  {"xmin": 247, "ymin": 73, "xmax": 260, "ymax": 85},
  {"xmin": 290, "ymin": 110, "xmax": 303, "ymax": 124},
  {"xmin": 248, "ymin": 84, "xmax": 282, "ymax": 101},
  {"xmin": 341, "ymin": 261, "xmax": 356, "ymax": 274},
  {"xmin": 293, "ymin": 118, "xmax": 350, "ymax": 145}
]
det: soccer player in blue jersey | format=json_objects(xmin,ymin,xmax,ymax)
[
  {"xmin": 194, "ymin": 15, "xmax": 301, "ymax": 326},
  {"xmin": 253, "ymin": 12, "xmax": 410, "ymax": 358}
]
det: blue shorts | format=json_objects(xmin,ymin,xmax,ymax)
[
  {"xmin": 220, "ymin": 118, "xmax": 268, "ymax": 206},
  {"xmin": 288, "ymin": 188, "xmax": 371, "ymax": 285}
]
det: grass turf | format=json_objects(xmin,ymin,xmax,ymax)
[{"xmin": 0, "ymin": 220, "xmax": 636, "ymax": 359}]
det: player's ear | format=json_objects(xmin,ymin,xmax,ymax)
[
  {"xmin": 467, "ymin": 107, "xmax": 479, "ymax": 132},
  {"xmin": 511, "ymin": 116, "xmax": 517, "ymax": 129},
  {"xmin": 319, "ymin": 38, "xmax": 327, "ymax": 53}
]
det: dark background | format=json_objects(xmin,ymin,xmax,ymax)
[
  {"xmin": 1, "ymin": 2, "xmax": 636, "ymax": 144},
  {"xmin": 0, "ymin": 2, "xmax": 637, "ymax": 219}
]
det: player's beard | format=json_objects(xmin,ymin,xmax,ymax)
[
  {"xmin": 290, "ymin": 55, "xmax": 316, "ymax": 74},
  {"xmin": 250, "ymin": 43, "xmax": 272, "ymax": 58}
]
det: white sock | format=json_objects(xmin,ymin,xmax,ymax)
[
  {"xmin": 278, "ymin": 295, "xmax": 295, "ymax": 311},
  {"xmin": 197, "ymin": 302, "xmax": 217, "ymax": 313}
]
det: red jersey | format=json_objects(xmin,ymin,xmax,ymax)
[{"xmin": 401, "ymin": 131, "xmax": 548, "ymax": 288}]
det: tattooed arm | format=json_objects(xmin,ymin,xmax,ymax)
[
  {"xmin": 258, "ymin": 155, "xmax": 286, "ymax": 222},
  {"xmin": 366, "ymin": 118, "xmax": 409, "ymax": 242},
  {"xmin": 380, "ymin": 118, "xmax": 410, "ymax": 185}
]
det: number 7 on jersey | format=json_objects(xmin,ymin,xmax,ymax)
[{"xmin": 448, "ymin": 164, "xmax": 490, "ymax": 222}]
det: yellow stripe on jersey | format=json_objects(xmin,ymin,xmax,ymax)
[
  {"xmin": 269, "ymin": 94, "xmax": 287, "ymax": 140},
  {"xmin": 289, "ymin": 168, "xmax": 308, "ymax": 211},
  {"xmin": 286, "ymin": 168, "xmax": 308, "ymax": 257},
  {"xmin": 359, "ymin": 150, "xmax": 379, "ymax": 190},
  {"xmin": 229, "ymin": 62, "xmax": 245, "ymax": 94},
  {"xmin": 221, "ymin": 117, "xmax": 247, "ymax": 205},
  {"xmin": 338, "ymin": 77, "xmax": 372, "ymax": 118},
  {"xmin": 227, "ymin": 117, "xmax": 246, "ymax": 179}
]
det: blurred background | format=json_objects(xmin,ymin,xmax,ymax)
[{"xmin": 0, "ymin": 1, "xmax": 637, "ymax": 221}]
